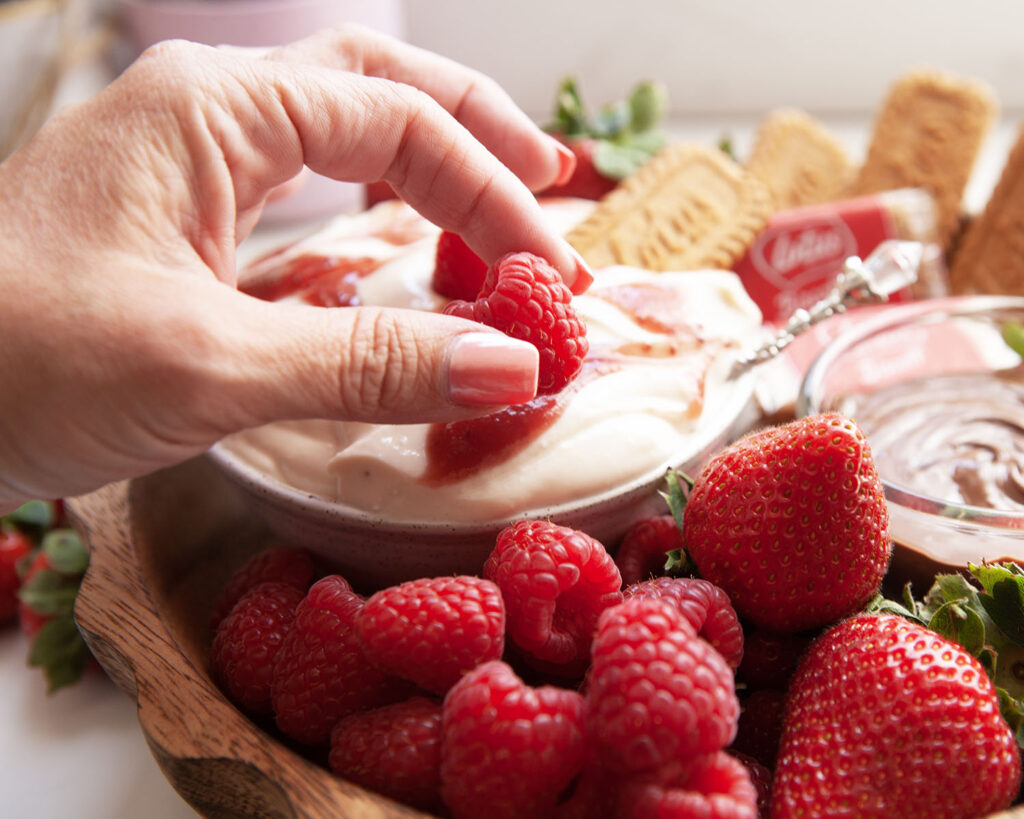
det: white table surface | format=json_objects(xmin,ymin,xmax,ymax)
[{"xmin": 5, "ymin": 53, "xmax": 1021, "ymax": 818}]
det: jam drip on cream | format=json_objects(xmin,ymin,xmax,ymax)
[{"xmin": 242, "ymin": 255, "xmax": 382, "ymax": 306}]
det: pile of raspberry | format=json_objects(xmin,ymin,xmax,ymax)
[{"xmin": 209, "ymin": 516, "xmax": 773, "ymax": 819}]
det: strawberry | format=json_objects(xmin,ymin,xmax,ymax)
[
  {"xmin": 540, "ymin": 77, "xmax": 668, "ymax": 200},
  {"xmin": 211, "ymin": 581, "xmax": 304, "ymax": 715},
  {"xmin": 0, "ymin": 528, "xmax": 31, "ymax": 624},
  {"xmin": 773, "ymin": 613, "xmax": 1021, "ymax": 818},
  {"xmin": 329, "ymin": 696, "xmax": 443, "ymax": 812},
  {"xmin": 484, "ymin": 519, "xmax": 622, "ymax": 674},
  {"xmin": 586, "ymin": 597, "xmax": 739, "ymax": 774},
  {"xmin": 624, "ymin": 576, "xmax": 744, "ymax": 668},
  {"xmin": 615, "ymin": 514, "xmax": 679, "ymax": 585},
  {"xmin": 431, "ymin": 230, "xmax": 488, "ymax": 302},
  {"xmin": 680, "ymin": 413, "xmax": 891, "ymax": 633},
  {"xmin": 210, "ymin": 546, "xmax": 315, "ymax": 629},
  {"xmin": 355, "ymin": 575, "xmax": 505, "ymax": 695},
  {"xmin": 441, "ymin": 660, "xmax": 586, "ymax": 819},
  {"xmin": 443, "ymin": 251, "xmax": 589, "ymax": 395},
  {"xmin": 617, "ymin": 752, "xmax": 757, "ymax": 819},
  {"xmin": 271, "ymin": 575, "xmax": 414, "ymax": 745}
]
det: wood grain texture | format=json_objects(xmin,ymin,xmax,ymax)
[{"xmin": 68, "ymin": 456, "xmax": 426, "ymax": 819}]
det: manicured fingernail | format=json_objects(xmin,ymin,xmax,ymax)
[
  {"xmin": 566, "ymin": 246, "xmax": 594, "ymax": 294},
  {"xmin": 552, "ymin": 139, "xmax": 577, "ymax": 186},
  {"xmin": 447, "ymin": 333, "xmax": 539, "ymax": 406}
]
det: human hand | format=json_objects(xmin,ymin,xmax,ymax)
[{"xmin": 0, "ymin": 25, "xmax": 593, "ymax": 512}]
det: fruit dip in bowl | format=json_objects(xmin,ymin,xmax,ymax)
[
  {"xmin": 210, "ymin": 198, "xmax": 764, "ymax": 586},
  {"xmin": 797, "ymin": 295, "xmax": 1024, "ymax": 589}
]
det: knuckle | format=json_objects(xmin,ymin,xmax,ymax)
[{"xmin": 341, "ymin": 309, "xmax": 423, "ymax": 418}]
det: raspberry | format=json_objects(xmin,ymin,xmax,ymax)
[
  {"xmin": 0, "ymin": 529, "xmax": 31, "ymax": 624},
  {"xmin": 731, "ymin": 752, "xmax": 773, "ymax": 818},
  {"xmin": 431, "ymin": 230, "xmax": 488, "ymax": 301},
  {"xmin": 624, "ymin": 576, "xmax": 744, "ymax": 668},
  {"xmin": 271, "ymin": 575, "xmax": 413, "ymax": 745},
  {"xmin": 614, "ymin": 515, "xmax": 679, "ymax": 585},
  {"xmin": 618, "ymin": 752, "xmax": 758, "ymax": 819},
  {"xmin": 329, "ymin": 696, "xmax": 443, "ymax": 812},
  {"xmin": 731, "ymin": 689, "xmax": 787, "ymax": 769},
  {"xmin": 211, "ymin": 581, "xmax": 304, "ymax": 715},
  {"xmin": 736, "ymin": 628, "xmax": 809, "ymax": 690},
  {"xmin": 355, "ymin": 575, "xmax": 505, "ymax": 695},
  {"xmin": 210, "ymin": 546, "xmax": 315, "ymax": 629},
  {"xmin": 586, "ymin": 597, "xmax": 739, "ymax": 773},
  {"xmin": 484, "ymin": 519, "xmax": 622, "ymax": 673},
  {"xmin": 444, "ymin": 252, "xmax": 588, "ymax": 394},
  {"xmin": 441, "ymin": 660, "xmax": 586, "ymax": 819}
]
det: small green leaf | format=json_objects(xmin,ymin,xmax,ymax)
[
  {"xmin": 996, "ymin": 687, "xmax": 1024, "ymax": 749},
  {"xmin": 17, "ymin": 569, "xmax": 78, "ymax": 617},
  {"xmin": 27, "ymin": 615, "xmax": 91, "ymax": 694},
  {"xmin": 4, "ymin": 500, "xmax": 55, "ymax": 530},
  {"xmin": 628, "ymin": 81, "xmax": 668, "ymax": 132},
  {"xmin": 550, "ymin": 77, "xmax": 588, "ymax": 136},
  {"xmin": 42, "ymin": 530, "xmax": 88, "ymax": 576},
  {"xmin": 978, "ymin": 578, "xmax": 1024, "ymax": 647},
  {"xmin": 664, "ymin": 548, "xmax": 692, "ymax": 577},
  {"xmin": 660, "ymin": 470, "xmax": 694, "ymax": 533},
  {"xmin": 927, "ymin": 600, "xmax": 986, "ymax": 657},
  {"xmin": 593, "ymin": 141, "xmax": 655, "ymax": 180},
  {"xmin": 1002, "ymin": 321, "xmax": 1024, "ymax": 359},
  {"xmin": 717, "ymin": 135, "xmax": 737, "ymax": 162},
  {"xmin": 866, "ymin": 589, "xmax": 924, "ymax": 624},
  {"xmin": 591, "ymin": 101, "xmax": 631, "ymax": 139}
]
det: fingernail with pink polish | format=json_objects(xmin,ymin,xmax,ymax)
[
  {"xmin": 447, "ymin": 333, "xmax": 539, "ymax": 406},
  {"xmin": 552, "ymin": 139, "xmax": 577, "ymax": 186},
  {"xmin": 566, "ymin": 246, "xmax": 594, "ymax": 295}
]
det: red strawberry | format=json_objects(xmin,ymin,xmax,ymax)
[
  {"xmin": 210, "ymin": 546, "xmax": 315, "ymax": 629},
  {"xmin": 211, "ymin": 581, "xmax": 304, "ymax": 715},
  {"xmin": 542, "ymin": 137, "xmax": 619, "ymax": 201},
  {"xmin": 617, "ymin": 752, "xmax": 757, "ymax": 819},
  {"xmin": 431, "ymin": 230, "xmax": 488, "ymax": 301},
  {"xmin": 681, "ymin": 414, "xmax": 891, "ymax": 633},
  {"xmin": 17, "ymin": 549, "xmax": 52, "ymax": 638},
  {"xmin": 484, "ymin": 519, "xmax": 622, "ymax": 674},
  {"xmin": 0, "ymin": 528, "xmax": 31, "ymax": 624},
  {"xmin": 736, "ymin": 628, "xmax": 809, "ymax": 690},
  {"xmin": 773, "ymin": 613, "xmax": 1021, "ymax": 818},
  {"xmin": 586, "ymin": 597, "xmax": 739, "ymax": 774},
  {"xmin": 615, "ymin": 514, "xmax": 679, "ymax": 585},
  {"xmin": 271, "ymin": 575, "xmax": 414, "ymax": 745},
  {"xmin": 355, "ymin": 575, "xmax": 505, "ymax": 695},
  {"xmin": 624, "ymin": 576, "xmax": 744, "ymax": 668},
  {"xmin": 329, "ymin": 696, "xmax": 442, "ymax": 812},
  {"xmin": 444, "ymin": 252, "xmax": 588, "ymax": 395},
  {"xmin": 731, "ymin": 688, "xmax": 786, "ymax": 769},
  {"xmin": 441, "ymin": 660, "xmax": 586, "ymax": 819}
]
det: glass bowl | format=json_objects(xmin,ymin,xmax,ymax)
[{"xmin": 797, "ymin": 295, "xmax": 1024, "ymax": 591}]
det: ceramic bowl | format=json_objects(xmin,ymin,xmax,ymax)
[
  {"xmin": 797, "ymin": 295, "xmax": 1024, "ymax": 591},
  {"xmin": 206, "ymin": 369, "xmax": 759, "ymax": 590}
]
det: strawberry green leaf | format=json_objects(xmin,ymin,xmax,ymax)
[
  {"xmin": 549, "ymin": 77, "xmax": 588, "ymax": 137},
  {"xmin": 1001, "ymin": 320, "xmax": 1024, "ymax": 359},
  {"xmin": 717, "ymin": 135, "xmax": 737, "ymax": 162},
  {"xmin": 664, "ymin": 548, "xmax": 693, "ymax": 578},
  {"xmin": 590, "ymin": 102, "xmax": 631, "ymax": 140},
  {"xmin": 42, "ymin": 529, "xmax": 88, "ymax": 576},
  {"xmin": 865, "ymin": 587, "xmax": 924, "ymax": 624},
  {"xmin": 17, "ymin": 569, "xmax": 79, "ymax": 617},
  {"xmin": 27, "ymin": 614, "xmax": 91, "ymax": 694},
  {"xmin": 927, "ymin": 599, "xmax": 986, "ymax": 657},
  {"xmin": 974, "ymin": 576, "xmax": 1024, "ymax": 648},
  {"xmin": 996, "ymin": 687, "xmax": 1024, "ymax": 749},
  {"xmin": 660, "ymin": 470, "xmax": 694, "ymax": 533},
  {"xmin": 628, "ymin": 81, "xmax": 668, "ymax": 133},
  {"xmin": 593, "ymin": 141, "xmax": 657, "ymax": 180},
  {"xmin": 3, "ymin": 500, "xmax": 56, "ymax": 530}
]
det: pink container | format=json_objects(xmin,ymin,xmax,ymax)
[{"xmin": 119, "ymin": 0, "xmax": 406, "ymax": 223}]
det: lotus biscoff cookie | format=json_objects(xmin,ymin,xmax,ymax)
[
  {"xmin": 849, "ymin": 68, "xmax": 997, "ymax": 248},
  {"xmin": 949, "ymin": 124, "xmax": 1024, "ymax": 295},
  {"xmin": 746, "ymin": 108, "xmax": 853, "ymax": 210},
  {"xmin": 566, "ymin": 143, "xmax": 774, "ymax": 271}
]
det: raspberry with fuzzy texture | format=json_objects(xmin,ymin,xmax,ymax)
[
  {"xmin": 484, "ymin": 519, "xmax": 622, "ymax": 674},
  {"xmin": 441, "ymin": 660, "xmax": 586, "ymax": 819},
  {"xmin": 615, "ymin": 515, "xmax": 679, "ymax": 585},
  {"xmin": 624, "ymin": 576, "xmax": 744, "ymax": 668},
  {"xmin": 329, "ymin": 696, "xmax": 443, "ymax": 812},
  {"xmin": 619, "ymin": 752, "xmax": 758, "ymax": 819},
  {"xmin": 271, "ymin": 575, "xmax": 414, "ymax": 745},
  {"xmin": 355, "ymin": 575, "xmax": 505, "ymax": 695},
  {"xmin": 431, "ymin": 230, "xmax": 488, "ymax": 301},
  {"xmin": 211, "ymin": 581, "xmax": 304, "ymax": 715},
  {"xmin": 586, "ymin": 597, "xmax": 739, "ymax": 774},
  {"xmin": 210, "ymin": 546, "xmax": 315, "ymax": 629},
  {"xmin": 444, "ymin": 252, "xmax": 588, "ymax": 394},
  {"xmin": 731, "ymin": 752, "xmax": 773, "ymax": 819}
]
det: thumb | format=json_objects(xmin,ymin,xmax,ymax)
[{"xmin": 210, "ymin": 291, "xmax": 540, "ymax": 429}]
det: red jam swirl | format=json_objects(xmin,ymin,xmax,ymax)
[
  {"xmin": 242, "ymin": 255, "xmax": 381, "ymax": 306},
  {"xmin": 592, "ymin": 282, "xmax": 703, "ymax": 339}
]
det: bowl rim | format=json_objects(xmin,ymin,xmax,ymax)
[
  {"xmin": 208, "ymin": 368, "xmax": 757, "ymax": 533},
  {"xmin": 797, "ymin": 293, "xmax": 1024, "ymax": 528}
]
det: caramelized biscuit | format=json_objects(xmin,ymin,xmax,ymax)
[
  {"xmin": 566, "ymin": 143, "xmax": 773, "ymax": 271},
  {"xmin": 746, "ymin": 108, "xmax": 853, "ymax": 209},
  {"xmin": 850, "ymin": 68, "xmax": 997, "ymax": 248}
]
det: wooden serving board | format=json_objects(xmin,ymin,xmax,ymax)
[
  {"xmin": 67, "ymin": 455, "xmax": 1024, "ymax": 819},
  {"xmin": 68, "ymin": 456, "xmax": 425, "ymax": 819}
]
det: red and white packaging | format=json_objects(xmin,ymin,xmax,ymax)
[{"xmin": 734, "ymin": 188, "xmax": 949, "ymax": 323}]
